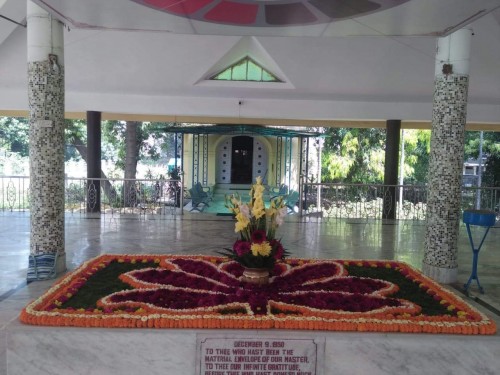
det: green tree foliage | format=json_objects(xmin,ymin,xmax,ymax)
[
  {"xmin": 65, "ymin": 118, "xmax": 123, "ymax": 163},
  {"xmin": 101, "ymin": 121, "xmax": 177, "ymax": 171},
  {"xmin": 401, "ymin": 130, "xmax": 430, "ymax": 184},
  {"xmin": 0, "ymin": 117, "xmax": 29, "ymax": 156},
  {"xmin": 0, "ymin": 117, "xmax": 177, "ymax": 175},
  {"xmin": 321, "ymin": 128, "xmax": 432, "ymax": 184},
  {"xmin": 322, "ymin": 128, "xmax": 386, "ymax": 183},
  {"xmin": 64, "ymin": 119, "xmax": 87, "ymax": 161},
  {"xmin": 484, "ymin": 154, "xmax": 500, "ymax": 186},
  {"xmin": 464, "ymin": 131, "xmax": 500, "ymax": 187}
]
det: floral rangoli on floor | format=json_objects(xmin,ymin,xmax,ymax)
[{"xmin": 21, "ymin": 255, "xmax": 496, "ymax": 334}]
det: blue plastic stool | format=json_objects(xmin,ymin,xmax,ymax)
[{"xmin": 462, "ymin": 210, "xmax": 496, "ymax": 294}]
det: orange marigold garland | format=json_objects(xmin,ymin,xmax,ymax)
[{"xmin": 20, "ymin": 255, "xmax": 496, "ymax": 334}]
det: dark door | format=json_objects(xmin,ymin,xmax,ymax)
[{"xmin": 231, "ymin": 136, "xmax": 253, "ymax": 184}]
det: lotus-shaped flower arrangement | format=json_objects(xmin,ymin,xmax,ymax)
[{"xmin": 99, "ymin": 258, "xmax": 419, "ymax": 318}]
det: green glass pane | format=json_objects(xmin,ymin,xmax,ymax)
[
  {"xmin": 247, "ymin": 60, "xmax": 262, "ymax": 81},
  {"xmin": 211, "ymin": 56, "xmax": 281, "ymax": 82},
  {"xmin": 262, "ymin": 70, "xmax": 277, "ymax": 82},
  {"xmin": 232, "ymin": 60, "xmax": 247, "ymax": 81},
  {"xmin": 213, "ymin": 69, "xmax": 231, "ymax": 80}
]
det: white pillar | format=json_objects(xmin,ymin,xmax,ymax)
[
  {"xmin": 27, "ymin": 1, "xmax": 64, "ymax": 64},
  {"xmin": 434, "ymin": 28, "xmax": 471, "ymax": 76},
  {"xmin": 423, "ymin": 29, "xmax": 472, "ymax": 283},
  {"xmin": 27, "ymin": 0, "xmax": 66, "ymax": 275}
]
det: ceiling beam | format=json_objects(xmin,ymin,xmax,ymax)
[{"xmin": 1, "ymin": 109, "xmax": 499, "ymax": 131}]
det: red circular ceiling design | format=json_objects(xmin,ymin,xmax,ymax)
[{"xmin": 131, "ymin": 0, "xmax": 411, "ymax": 27}]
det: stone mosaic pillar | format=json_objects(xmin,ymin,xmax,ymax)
[
  {"xmin": 27, "ymin": 1, "xmax": 66, "ymax": 273},
  {"xmin": 423, "ymin": 29, "xmax": 472, "ymax": 283}
]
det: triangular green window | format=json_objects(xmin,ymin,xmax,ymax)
[{"xmin": 210, "ymin": 57, "xmax": 282, "ymax": 82}]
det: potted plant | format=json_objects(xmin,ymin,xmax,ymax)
[{"xmin": 218, "ymin": 176, "xmax": 289, "ymax": 284}]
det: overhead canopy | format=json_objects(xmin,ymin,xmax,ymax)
[{"xmin": 156, "ymin": 124, "xmax": 324, "ymax": 138}]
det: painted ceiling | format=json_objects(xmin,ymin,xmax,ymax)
[
  {"xmin": 0, "ymin": 0, "xmax": 499, "ymax": 125},
  {"xmin": 31, "ymin": 0, "xmax": 500, "ymax": 36}
]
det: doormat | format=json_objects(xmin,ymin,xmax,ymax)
[{"xmin": 20, "ymin": 255, "xmax": 496, "ymax": 334}]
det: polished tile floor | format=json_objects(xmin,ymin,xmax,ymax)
[{"xmin": 1, "ymin": 211, "xmax": 499, "ymax": 318}]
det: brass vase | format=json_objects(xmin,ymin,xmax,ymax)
[{"xmin": 242, "ymin": 267, "xmax": 270, "ymax": 285}]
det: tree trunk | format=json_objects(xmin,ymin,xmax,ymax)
[
  {"xmin": 70, "ymin": 135, "xmax": 117, "ymax": 203},
  {"xmin": 123, "ymin": 121, "xmax": 142, "ymax": 207}
]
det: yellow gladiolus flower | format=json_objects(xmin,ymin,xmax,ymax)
[
  {"xmin": 252, "ymin": 196, "xmax": 266, "ymax": 219},
  {"xmin": 235, "ymin": 221, "xmax": 248, "ymax": 232},
  {"xmin": 254, "ymin": 185, "xmax": 264, "ymax": 196},
  {"xmin": 235, "ymin": 212, "xmax": 250, "ymax": 232},
  {"xmin": 252, "ymin": 208, "xmax": 265, "ymax": 219},
  {"xmin": 236, "ymin": 212, "xmax": 249, "ymax": 224}
]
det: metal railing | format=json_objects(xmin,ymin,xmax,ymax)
[
  {"xmin": 299, "ymin": 182, "xmax": 500, "ymax": 221},
  {"xmin": 1, "ymin": 175, "xmax": 499, "ymax": 221},
  {"xmin": 0, "ymin": 176, "xmax": 30, "ymax": 211},
  {"xmin": 0, "ymin": 176, "xmax": 184, "ymax": 218}
]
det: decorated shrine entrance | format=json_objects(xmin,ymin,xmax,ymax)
[
  {"xmin": 216, "ymin": 135, "xmax": 269, "ymax": 184},
  {"xmin": 158, "ymin": 124, "xmax": 323, "ymax": 188}
]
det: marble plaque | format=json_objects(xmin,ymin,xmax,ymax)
[
  {"xmin": 36, "ymin": 120, "xmax": 53, "ymax": 127},
  {"xmin": 197, "ymin": 335, "xmax": 324, "ymax": 375}
]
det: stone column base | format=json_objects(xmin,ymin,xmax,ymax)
[{"xmin": 422, "ymin": 262, "xmax": 457, "ymax": 284}]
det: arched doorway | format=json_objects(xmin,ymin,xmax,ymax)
[{"xmin": 231, "ymin": 136, "xmax": 253, "ymax": 184}]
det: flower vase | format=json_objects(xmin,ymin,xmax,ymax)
[{"xmin": 242, "ymin": 267, "xmax": 270, "ymax": 285}]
